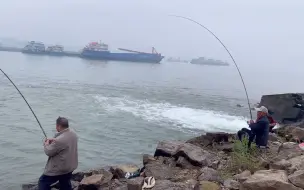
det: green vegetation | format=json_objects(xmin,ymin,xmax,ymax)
[
  {"xmin": 220, "ymin": 138, "xmax": 263, "ymax": 179},
  {"xmin": 230, "ymin": 138, "xmax": 261, "ymax": 173}
]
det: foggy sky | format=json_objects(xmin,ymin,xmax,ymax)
[{"xmin": 1, "ymin": 0, "xmax": 304, "ymax": 95}]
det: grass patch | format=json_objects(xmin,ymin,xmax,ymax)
[{"xmin": 220, "ymin": 138, "xmax": 263, "ymax": 178}]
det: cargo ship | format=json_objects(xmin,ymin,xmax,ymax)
[
  {"xmin": 81, "ymin": 42, "xmax": 164, "ymax": 63},
  {"xmin": 22, "ymin": 41, "xmax": 45, "ymax": 54},
  {"xmin": 190, "ymin": 57, "xmax": 229, "ymax": 66}
]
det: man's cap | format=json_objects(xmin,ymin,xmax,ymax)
[{"xmin": 255, "ymin": 106, "xmax": 268, "ymax": 114}]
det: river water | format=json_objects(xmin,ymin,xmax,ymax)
[{"xmin": 0, "ymin": 52, "xmax": 261, "ymax": 189}]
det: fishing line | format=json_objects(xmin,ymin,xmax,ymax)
[
  {"xmin": 0, "ymin": 68, "xmax": 47, "ymax": 137},
  {"xmin": 169, "ymin": 15, "xmax": 253, "ymax": 119}
]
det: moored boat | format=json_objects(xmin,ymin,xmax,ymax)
[
  {"xmin": 46, "ymin": 45, "xmax": 65, "ymax": 56},
  {"xmin": 22, "ymin": 41, "xmax": 45, "ymax": 54},
  {"xmin": 190, "ymin": 57, "xmax": 229, "ymax": 66}
]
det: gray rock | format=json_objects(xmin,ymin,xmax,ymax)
[
  {"xmin": 198, "ymin": 167, "xmax": 222, "ymax": 183},
  {"xmin": 144, "ymin": 162, "xmax": 175, "ymax": 180},
  {"xmin": 154, "ymin": 141, "xmax": 216, "ymax": 167},
  {"xmin": 187, "ymin": 132, "xmax": 234, "ymax": 148},
  {"xmin": 288, "ymin": 155, "xmax": 304, "ymax": 173},
  {"xmin": 258, "ymin": 93, "xmax": 304, "ymax": 123},
  {"xmin": 144, "ymin": 162, "xmax": 200, "ymax": 182},
  {"xmin": 162, "ymin": 157, "xmax": 177, "ymax": 167},
  {"xmin": 223, "ymin": 179, "xmax": 239, "ymax": 190},
  {"xmin": 216, "ymin": 143, "xmax": 234, "ymax": 153},
  {"xmin": 291, "ymin": 127, "xmax": 304, "ymax": 141},
  {"xmin": 274, "ymin": 142, "xmax": 303, "ymax": 161},
  {"xmin": 211, "ymin": 160, "xmax": 220, "ymax": 169},
  {"xmin": 177, "ymin": 143, "xmax": 214, "ymax": 167},
  {"xmin": 151, "ymin": 180, "xmax": 196, "ymax": 190},
  {"xmin": 233, "ymin": 170, "xmax": 251, "ymax": 182},
  {"xmin": 270, "ymin": 159, "xmax": 292, "ymax": 170},
  {"xmin": 106, "ymin": 179, "xmax": 128, "ymax": 190},
  {"xmin": 198, "ymin": 181, "xmax": 220, "ymax": 190},
  {"xmin": 72, "ymin": 171, "xmax": 86, "ymax": 182},
  {"xmin": 242, "ymin": 170, "xmax": 301, "ymax": 190},
  {"xmin": 127, "ymin": 177, "xmax": 144, "ymax": 190},
  {"xmin": 268, "ymin": 133, "xmax": 280, "ymax": 142},
  {"xmin": 154, "ymin": 141, "xmax": 184, "ymax": 157},
  {"xmin": 143, "ymin": 154, "xmax": 156, "ymax": 165},
  {"xmin": 79, "ymin": 170, "xmax": 113, "ymax": 189},
  {"xmin": 176, "ymin": 156, "xmax": 198, "ymax": 169},
  {"xmin": 288, "ymin": 170, "xmax": 304, "ymax": 189},
  {"xmin": 171, "ymin": 168, "xmax": 201, "ymax": 182},
  {"xmin": 110, "ymin": 164, "xmax": 140, "ymax": 179}
]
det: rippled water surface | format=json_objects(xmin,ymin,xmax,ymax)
[{"xmin": 0, "ymin": 52, "xmax": 256, "ymax": 189}]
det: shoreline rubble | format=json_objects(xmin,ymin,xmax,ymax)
[{"xmin": 22, "ymin": 124, "xmax": 304, "ymax": 190}]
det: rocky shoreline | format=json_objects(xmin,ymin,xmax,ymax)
[{"xmin": 22, "ymin": 123, "xmax": 304, "ymax": 190}]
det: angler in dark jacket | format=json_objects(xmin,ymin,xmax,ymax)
[{"xmin": 238, "ymin": 106, "xmax": 270, "ymax": 147}]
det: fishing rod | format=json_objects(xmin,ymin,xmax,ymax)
[
  {"xmin": 0, "ymin": 68, "xmax": 47, "ymax": 137},
  {"xmin": 169, "ymin": 15, "xmax": 253, "ymax": 120}
]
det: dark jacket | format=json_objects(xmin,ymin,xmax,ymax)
[{"xmin": 249, "ymin": 116, "xmax": 269, "ymax": 146}]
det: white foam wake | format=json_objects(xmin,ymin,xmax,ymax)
[{"xmin": 93, "ymin": 95, "xmax": 247, "ymax": 133}]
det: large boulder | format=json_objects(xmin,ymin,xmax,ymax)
[
  {"xmin": 176, "ymin": 143, "xmax": 214, "ymax": 167},
  {"xmin": 288, "ymin": 155, "xmax": 304, "ymax": 173},
  {"xmin": 79, "ymin": 169, "xmax": 113, "ymax": 189},
  {"xmin": 241, "ymin": 170, "xmax": 301, "ymax": 190},
  {"xmin": 288, "ymin": 170, "xmax": 304, "ymax": 189},
  {"xmin": 274, "ymin": 142, "xmax": 303, "ymax": 161},
  {"xmin": 154, "ymin": 141, "xmax": 184, "ymax": 157},
  {"xmin": 154, "ymin": 141, "xmax": 216, "ymax": 167},
  {"xmin": 144, "ymin": 162, "xmax": 176, "ymax": 180},
  {"xmin": 259, "ymin": 93, "xmax": 304, "ymax": 124},
  {"xmin": 144, "ymin": 162, "xmax": 200, "ymax": 182},
  {"xmin": 72, "ymin": 167, "xmax": 112, "ymax": 182}
]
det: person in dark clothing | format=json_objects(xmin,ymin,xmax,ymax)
[{"xmin": 237, "ymin": 106, "xmax": 270, "ymax": 147}]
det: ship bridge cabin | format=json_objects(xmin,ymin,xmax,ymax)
[
  {"xmin": 24, "ymin": 41, "xmax": 45, "ymax": 52},
  {"xmin": 84, "ymin": 42, "xmax": 109, "ymax": 51}
]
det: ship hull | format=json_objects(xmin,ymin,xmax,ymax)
[
  {"xmin": 47, "ymin": 51, "xmax": 64, "ymax": 56},
  {"xmin": 22, "ymin": 50, "xmax": 46, "ymax": 54},
  {"xmin": 81, "ymin": 50, "xmax": 164, "ymax": 63}
]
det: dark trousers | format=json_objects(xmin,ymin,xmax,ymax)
[
  {"xmin": 38, "ymin": 172, "xmax": 72, "ymax": 190},
  {"xmin": 237, "ymin": 128, "xmax": 256, "ymax": 148}
]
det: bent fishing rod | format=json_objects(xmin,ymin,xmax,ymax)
[
  {"xmin": 0, "ymin": 68, "xmax": 47, "ymax": 137},
  {"xmin": 169, "ymin": 15, "xmax": 253, "ymax": 120}
]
